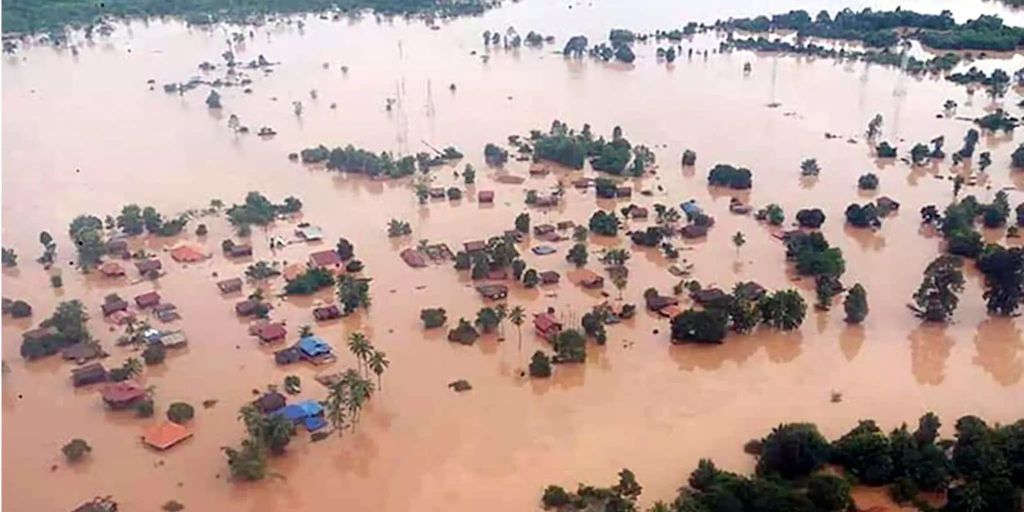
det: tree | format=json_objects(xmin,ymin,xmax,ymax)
[
  {"xmin": 463, "ymin": 164, "xmax": 476, "ymax": 185},
  {"xmin": 845, "ymin": 202, "xmax": 881, "ymax": 228},
  {"xmin": 832, "ymin": 420, "xmax": 894, "ymax": 485},
  {"xmin": 552, "ymin": 329, "xmax": 586, "ymax": 363},
  {"xmin": 670, "ymin": 309, "xmax": 728, "ymax": 344},
  {"xmin": 913, "ymin": 255, "xmax": 965, "ymax": 322},
  {"xmin": 336, "ymin": 238, "xmax": 355, "ymax": 261},
  {"xmin": 867, "ymin": 114, "xmax": 883, "ymax": 139},
  {"xmin": 707, "ymin": 164, "xmax": 753, "ymax": 189},
  {"xmin": 529, "ymin": 351, "xmax": 552, "ymax": 377},
  {"xmin": 347, "ymin": 332, "xmax": 373, "ymax": 375},
  {"xmin": 206, "ymin": 89, "xmax": 222, "ymax": 108},
  {"xmin": 484, "ymin": 143, "xmax": 509, "ymax": 165},
  {"xmin": 757, "ymin": 204, "xmax": 785, "ymax": 226},
  {"xmin": 756, "ymin": 423, "xmax": 830, "ymax": 479},
  {"xmin": 843, "ymin": 284, "xmax": 869, "ymax": 323},
  {"xmin": 62, "ymin": 439, "xmax": 91, "ymax": 463},
  {"xmin": 9, "ymin": 300, "xmax": 31, "ymax": 318},
  {"xmin": 117, "ymin": 204, "xmax": 145, "ymax": 235},
  {"xmin": 732, "ymin": 231, "xmax": 746, "ymax": 256},
  {"xmin": 758, "ymin": 290, "xmax": 807, "ymax": 330},
  {"xmin": 800, "ymin": 158, "xmax": 820, "ymax": 177},
  {"xmin": 795, "ymin": 209, "xmax": 826, "ymax": 228},
  {"xmin": 522, "ymin": 268, "xmax": 539, "ymax": 288},
  {"xmin": 858, "ymin": 173, "xmax": 880, "ymax": 190},
  {"xmin": 142, "ymin": 343, "xmax": 166, "ymax": 365},
  {"xmin": 589, "ymin": 210, "xmax": 621, "ymax": 236},
  {"xmin": 368, "ymin": 350, "xmax": 389, "ymax": 389},
  {"xmin": 977, "ymin": 245, "xmax": 1024, "ymax": 315},
  {"xmin": 420, "ymin": 307, "xmax": 447, "ymax": 328},
  {"xmin": 475, "ymin": 307, "xmax": 500, "ymax": 333},
  {"xmin": 542, "ymin": 486, "xmax": 571, "ymax": 508},
  {"xmin": 337, "ymin": 275, "xmax": 371, "ymax": 313},
  {"xmin": 515, "ymin": 212, "xmax": 530, "ymax": 233},
  {"xmin": 72, "ymin": 224, "xmax": 105, "ymax": 270},
  {"xmin": 806, "ymin": 474, "xmax": 853, "ymax": 512},
  {"xmin": 245, "ymin": 261, "xmax": 279, "ymax": 283},
  {"xmin": 681, "ymin": 149, "xmax": 697, "ymax": 166},
  {"xmin": 167, "ymin": 402, "xmax": 195, "ymax": 424},
  {"xmin": 386, "ymin": 219, "xmax": 412, "ymax": 237},
  {"xmin": 2, "ymin": 248, "xmax": 17, "ymax": 267},
  {"xmin": 566, "ymin": 243, "xmax": 588, "ymax": 267},
  {"xmin": 509, "ymin": 305, "xmax": 526, "ymax": 350},
  {"xmin": 979, "ymin": 151, "xmax": 992, "ymax": 171},
  {"xmin": 601, "ymin": 247, "xmax": 631, "ymax": 267},
  {"xmin": 223, "ymin": 439, "xmax": 267, "ymax": 481},
  {"xmin": 727, "ymin": 296, "xmax": 759, "ymax": 334},
  {"xmin": 283, "ymin": 375, "xmax": 301, "ymax": 394}
]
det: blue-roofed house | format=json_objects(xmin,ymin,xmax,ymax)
[
  {"xmin": 297, "ymin": 336, "xmax": 336, "ymax": 365},
  {"xmin": 275, "ymin": 400, "xmax": 326, "ymax": 431}
]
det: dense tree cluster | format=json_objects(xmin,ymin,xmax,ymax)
[
  {"xmin": 283, "ymin": 267, "xmax": 335, "ymax": 295},
  {"xmin": 670, "ymin": 285, "xmax": 806, "ymax": 343},
  {"xmin": 785, "ymin": 232, "xmax": 845, "ymax": 279},
  {"xmin": 913, "ymin": 255, "xmax": 965, "ymax": 322},
  {"xmin": 726, "ymin": 36, "xmax": 962, "ymax": 76},
  {"xmin": 543, "ymin": 412, "xmax": 1024, "ymax": 512},
  {"xmin": 302, "ymin": 144, "xmax": 417, "ymax": 178},
  {"xmin": 707, "ymin": 164, "xmax": 753, "ymax": 189},
  {"xmin": 589, "ymin": 210, "xmax": 621, "ymax": 237},
  {"xmin": 226, "ymin": 192, "xmax": 302, "ymax": 232},
  {"xmin": 530, "ymin": 121, "xmax": 653, "ymax": 175},
  {"xmin": 20, "ymin": 300, "xmax": 90, "ymax": 359}
]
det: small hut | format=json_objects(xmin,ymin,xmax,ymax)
[
  {"xmin": 475, "ymin": 284, "xmax": 508, "ymax": 300},
  {"xmin": 256, "ymin": 323, "xmax": 287, "ymax": 344},
  {"xmin": 134, "ymin": 291, "xmax": 161, "ymax": 309},
  {"xmin": 217, "ymin": 277, "xmax": 243, "ymax": 294},
  {"xmin": 313, "ymin": 305, "xmax": 342, "ymax": 322},
  {"xmin": 71, "ymin": 363, "xmax": 108, "ymax": 387},
  {"xmin": 100, "ymin": 382, "xmax": 146, "ymax": 409},
  {"xmin": 142, "ymin": 421, "xmax": 193, "ymax": 451}
]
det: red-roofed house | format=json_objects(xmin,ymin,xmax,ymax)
[
  {"xmin": 309, "ymin": 250, "xmax": 342, "ymax": 269},
  {"xmin": 101, "ymin": 382, "xmax": 146, "ymax": 409},
  {"xmin": 134, "ymin": 291, "xmax": 161, "ymax": 309},
  {"xmin": 257, "ymin": 323, "xmax": 287, "ymax": 344},
  {"xmin": 534, "ymin": 312, "xmax": 563, "ymax": 341}
]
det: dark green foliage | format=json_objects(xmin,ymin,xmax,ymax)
[
  {"xmin": 858, "ymin": 173, "xmax": 879, "ymax": 190},
  {"xmin": 511, "ymin": 259, "xmax": 526, "ymax": 280},
  {"xmin": 529, "ymin": 351, "xmax": 553, "ymax": 378},
  {"xmin": 454, "ymin": 251, "xmax": 471, "ymax": 270},
  {"xmin": 630, "ymin": 227, "xmax": 665, "ymax": 247},
  {"xmin": 541, "ymin": 485, "xmax": 571, "ymax": 508},
  {"xmin": 1012, "ymin": 145, "xmax": 1024, "ymax": 168},
  {"xmin": 581, "ymin": 312, "xmax": 607, "ymax": 345},
  {"xmin": 977, "ymin": 244, "xmax": 1024, "ymax": 315},
  {"xmin": 566, "ymin": 243, "xmax": 588, "ymax": 267},
  {"xmin": 589, "ymin": 210, "xmax": 620, "ymax": 236},
  {"xmin": 758, "ymin": 290, "xmax": 806, "ymax": 330},
  {"xmin": 345, "ymin": 259, "xmax": 363, "ymax": 272},
  {"xmin": 484, "ymin": 143, "xmax": 509, "ymax": 166},
  {"xmin": 552, "ymin": 329, "xmax": 586, "ymax": 363},
  {"xmin": 843, "ymin": 283, "xmax": 869, "ymax": 323},
  {"xmin": 167, "ymin": 402, "xmax": 195, "ymax": 424},
  {"xmin": 832, "ymin": 420, "xmax": 894, "ymax": 485},
  {"xmin": 756, "ymin": 423, "xmax": 831, "ymax": 479},
  {"xmin": 470, "ymin": 253, "xmax": 490, "ymax": 280},
  {"xmin": 21, "ymin": 300, "xmax": 89, "ymax": 359},
  {"xmin": 595, "ymin": 177, "xmax": 618, "ymax": 199},
  {"xmin": 913, "ymin": 255, "xmax": 965, "ymax": 322},
  {"xmin": 1, "ymin": 247, "xmax": 17, "ymax": 267},
  {"xmin": 69, "ymin": 215, "xmax": 106, "ymax": 270},
  {"xmin": 9, "ymin": 300, "xmax": 31, "ymax": 318},
  {"xmin": 786, "ymin": 232, "xmax": 845, "ymax": 278},
  {"xmin": 420, "ymin": 308, "xmax": 447, "ymax": 329},
  {"xmin": 795, "ymin": 208, "xmax": 826, "ymax": 229},
  {"xmin": 226, "ymin": 192, "xmax": 302, "ymax": 230},
  {"xmin": 876, "ymin": 142, "xmax": 897, "ymax": 158},
  {"xmin": 283, "ymin": 267, "xmax": 335, "ymax": 295},
  {"xmin": 522, "ymin": 268, "xmax": 539, "ymax": 288},
  {"xmin": 134, "ymin": 399, "xmax": 155, "ymax": 418},
  {"xmin": 806, "ymin": 474, "xmax": 853, "ymax": 512},
  {"xmin": 142, "ymin": 343, "xmax": 166, "ymax": 365},
  {"xmin": 756, "ymin": 203, "xmax": 785, "ymax": 226},
  {"xmin": 681, "ymin": 149, "xmax": 697, "ymax": 166},
  {"xmin": 62, "ymin": 438, "xmax": 91, "ymax": 463},
  {"xmin": 531, "ymin": 120, "xmax": 590, "ymax": 169},
  {"xmin": 707, "ymin": 164, "xmax": 753, "ymax": 189},
  {"xmin": 845, "ymin": 202, "xmax": 881, "ymax": 228},
  {"xmin": 475, "ymin": 307, "xmax": 499, "ymax": 333},
  {"xmin": 447, "ymin": 318, "xmax": 479, "ymax": 345},
  {"xmin": 975, "ymin": 109, "xmax": 1019, "ymax": 132},
  {"xmin": 336, "ymin": 274, "xmax": 371, "ymax": 314},
  {"xmin": 336, "ymin": 238, "xmax": 355, "ymax": 261},
  {"xmin": 515, "ymin": 212, "xmax": 530, "ymax": 233},
  {"xmin": 727, "ymin": 296, "xmax": 760, "ymax": 334},
  {"xmin": 305, "ymin": 145, "xmax": 414, "ymax": 178},
  {"xmin": 670, "ymin": 309, "xmax": 728, "ymax": 344}
]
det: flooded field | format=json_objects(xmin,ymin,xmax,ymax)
[{"xmin": 4, "ymin": 0, "xmax": 1024, "ymax": 510}]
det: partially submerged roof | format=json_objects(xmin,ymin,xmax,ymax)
[
  {"xmin": 257, "ymin": 322, "xmax": 287, "ymax": 342},
  {"xmin": 309, "ymin": 250, "xmax": 343, "ymax": 268},
  {"xmin": 217, "ymin": 277, "xmax": 243, "ymax": 294},
  {"xmin": 400, "ymin": 248, "xmax": 427, "ymax": 268},
  {"xmin": 170, "ymin": 244, "xmax": 208, "ymax": 263},
  {"xmin": 142, "ymin": 421, "xmax": 193, "ymax": 450},
  {"xmin": 298, "ymin": 336, "xmax": 332, "ymax": 357},
  {"xmin": 255, "ymin": 390, "xmax": 287, "ymax": 413},
  {"xmin": 296, "ymin": 225, "xmax": 324, "ymax": 241},
  {"xmin": 99, "ymin": 261, "xmax": 126, "ymax": 277},
  {"xmin": 101, "ymin": 382, "xmax": 146, "ymax": 404},
  {"xmin": 134, "ymin": 291, "xmax": 161, "ymax": 308}
]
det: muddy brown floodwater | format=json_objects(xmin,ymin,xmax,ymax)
[{"xmin": 4, "ymin": 1, "xmax": 1024, "ymax": 510}]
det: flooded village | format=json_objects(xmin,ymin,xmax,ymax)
[{"xmin": 3, "ymin": 0, "xmax": 1024, "ymax": 511}]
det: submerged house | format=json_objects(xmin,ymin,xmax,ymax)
[
  {"xmin": 400, "ymin": 248, "xmax": 427, "ymax": 268},
  {"xmin": 313, "ymin": 305, "xmax": 342, "ymax": 322},
  {"xmin": 62, "ymin": 342, "xmax": 103, "ymax": 364},
  {"xmin": 157, "ymin": 330, "xmax": 188, "ymax": 349},
  {"xmin": 297, "ymin": 336, "xmax": 336, "ymax": 365},
  {"xmin": 255, "ymin": 390, "xmax": 287, "ymax": 414},
  {"xmin": 134, "ymin": 291, "xmax": 161, "ymax": 309},
  {"xmin": 274, "ymin": 346, "xmax": 303, "ymax": 366},
  {"xmin": 99, "ymin": 261, "xmax": 126, "ymax": 277},
  {"xmin": 533, "ymin": 312, "xmax": 563, "ymax": 341},
  {"xmin": 309, "ymin": 250, "xmax": 343, "ymax": 269},
  {"xmin": 477, "ymin": 190, "xmax": 495, "ymax": 203},
  {"xmin": 134, "ymin": 259, "xmax": 162, "ymax": 276},
  {"xmin": 235, "ymin": 299, "xmax": 260, "ymax": 317},
  {"xmin": 142, "ymin": 421, "xmax": 193, "ymax": 451},
  {"xmin": 475, "ymin": 284, "xmax": 508, "ymax": 300},
  {"xmin": 256, "ymin": 323, "xmax": 287, "ymax": 344},
  {"xmin": 100, "ymin": 382, "xmax": 146, "ymax": 409},
  {"xmin": 71, "ymin": 363, "xmax": 108, "ymax": 387},
  {"xmin": 691, "ymin": 288, "xmax": 730, "ymax": 308},
  {"xmin": 170, "ymin": 244, "xmax": 207, "ymax": 263},
  {"xmin": 539, "ymin": 270, "xmax": 561, "ymax": 285},
  {"xmin": 101, "ymin": 298, "xmax": 129, "ymax": 317},
  {"xmin": 296, "ymin": 225, "xmax": 324, "ymax": 241},
  {"xmin": 227, "ymin": 244, "xmax": 254, "ymax": 258},
  {"xmin": 575, "ymin": 269, "xmax": 604, "ymax": 289},
  {"xmin": 276, "ymin": 400, "xmax": 326, "ymax": 431},
  {"xmin": 463, "ymin": 240, "xmax": 487, "ymax": 255},
  {"xmin": 153, "ymin": 303, "xmax": 180, "ymax": 323}
]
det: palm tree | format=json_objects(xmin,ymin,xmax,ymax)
[
  {"xmin": 494, "ymin": 303, "xmax": 508, "ymax": 340},
  {"xmin": 324, "ymin": 383, "xmax": 349, "ymax": 434},
  {"xmin": 601, "ymin": 247, "xmax": 631, "ymax": 267},
  {"xmin": 347, "ymin": 332, "xmax": 373, "ymax": 375},
  {"xmin": 238, "ymin": 404, "xmax": 265, "ymax": 442},
  {"xmin": 123, "ymin": 357, "xmax": 143, "ymax": 379},
  {"xmin": 612, "ymin": 273, "xmax": 627, "ymax": 300},
  {"xmin": 298, "ymin": 325, "xmax": 313, "ymax": 338},
  {"xmin": 368, "ymin": 350, "xmax": 389, "ymax": 390},
  {"xmin": 732, "ymin": 231, "xmax": 746, "ymax": 257}
]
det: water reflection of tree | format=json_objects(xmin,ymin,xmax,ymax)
[
  {"xmin": 843, "ymin": 224, "xmax": 886, "ymax": 252},
  {"xmin": 908, "ymin": 324, "xmax": 954, "ymax": 385},
  {"xmin": 668, "ymin": 329, "xmax": 802, "ymax": 371},
  {"xmin": 972, "ymin": 317, "xmax": 1023, "ymax": 386},
  {"xmin": 839, "ymin": 324, "xmax": 865, "ymax": 361}
]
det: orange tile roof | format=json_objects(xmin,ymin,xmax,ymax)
[
  {"xmin": 142, "ymin": 421, "xmax": 193, "ymax": 450},
  {"xmin": 170, "ymin": 245, "xmax": 208, "ymax": 263}
]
